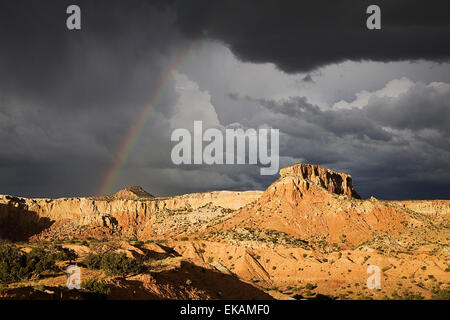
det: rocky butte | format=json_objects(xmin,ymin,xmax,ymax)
[{"xmin": 279, "ymin": 163, "xmax": 360, "ymax": 198}]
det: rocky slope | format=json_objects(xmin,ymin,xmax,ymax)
[
  {"xmin": 0, "ymin": 163, "xmax": 449, "ymax": 300},
  {"xmin": 205, "ymin": 163, "xmax": 410, "ymax": 249},
  {"xmin": 389, "ymin": 200, "xmax": 450, "ymax": 219},
  {"xmin": 0, "ymin": 188, "xmax": 262, "ymax": 241}
]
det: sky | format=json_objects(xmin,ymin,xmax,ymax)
[{"xmin": 0, "ymin": 0, "xmax": 449, "ymax": 200}]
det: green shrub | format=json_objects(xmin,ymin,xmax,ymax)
[
  {"xmin": 0, "ymin": 243, "xmax": 27, "ymax": 283},
  {"xmin": 304, "ymin": 290, "xmax": 314, "ymax": 296},
  {"xmin": 312, "ymin": 294, "xmax": 334, "ymax": 300},
  {"xmin": 84, "ymin": 252, "xmax": 142, "ymax": 276},
  {"xmin": 84, "ymin": 253, "xmax": 102, "ymax": 270},
  {"xmin": 52, "ymin": 246, "xmax": 78, "ymax": 262},
  {"xmin": 392, "ymin": 291, "xmax": 424, "ymax": 300},
  {"xmin": 24, "ymin": 248, "xmax": 57, "ymax": 275},
  {"xmin": 101, "ymin": 252, "xmax": 141, "ymax": 276},
  {"xmin": 82, "ymin": 278, "xmax": 110, "ymax": 297},
  {"xmin": 431, "ymin": 290, "xmax": 450, "ymax": 300},
  {"xmin": 305, "ymin": 283, "xmax": 317, "ymax": 290},
  {"xmin": 0, "ymin": 243, "xmax": 63, "ymax": 283}
]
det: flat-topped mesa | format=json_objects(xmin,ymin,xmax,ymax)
[{"xmin": 280, "ymin": 163, "xmax": 361, "ymax": 199}]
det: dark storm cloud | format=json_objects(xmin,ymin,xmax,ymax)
[
  {"xmin": 0, "ymin": 0, "xmax": 180, "ymax": 111},
  {"xmin": 257, "ymin": 97, "xmax": 393, "ymax": 141},
  {"xmin": 0, "ymin": 0, "xmax": 449, "ymax": 201},
  {"xmin": 365, "ymin": 83, "xmax": 450, "ymax": 137},
  {"xmin": 172, "ymin": 0, "xmax": 450, "ymax": 72},
  {"xmin": 240, "ymin": 80, "xmax": 450, "ymax": 199},
  {"xmin": 301, "ymin": 75, "xmax": 315, "ymax": 83},
  {"xmin": 0, "ymin": 0, "xmax": 184, "ymax": 197}
]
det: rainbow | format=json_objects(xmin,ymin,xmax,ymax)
[{"xmin": 96, "ymin": 39, "xmax": 197, "ymax": 195}]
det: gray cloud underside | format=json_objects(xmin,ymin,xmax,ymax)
[
  {"xmin": 0, "ymin": 1, "xmax": 449, "ymax": 200},
  {"xmin": 173, "ymin": 0, "xmax": 450, "ymax": 72}
]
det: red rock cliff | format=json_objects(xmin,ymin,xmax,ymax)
[{"xmin": 279, "ymin": 163, "xmax": 361, "ymax": 199}]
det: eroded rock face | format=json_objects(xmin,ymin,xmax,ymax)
[
  {"xmin": 279, "ymin": 163, "xmax": 360, "ymax": 199},
  {"xmin": 222, "ymin": 163, "xmax": 408, "ymax": 248},
  {"xmin": 0, "ymin": 196, "xmax": 53, "ymax": 241},
  {"xmin": 0, "ymin": 163, "xmax": 447, "ymax": 246},
  {"xmin": 389, "ymin": 200, "xmax": 450, "ymax": 219},
  {"xmin": 0, "ymin": 190, "xmax": 263, "ymax": 241}
]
